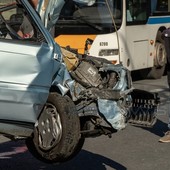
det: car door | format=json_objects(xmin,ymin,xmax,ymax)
[{"xmin": 0, "ymin": 1, "xmax": 58, "ymax": 124}]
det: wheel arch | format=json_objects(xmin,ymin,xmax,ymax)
[
  {"xmin": 50, "ymin": 85, "xmax": 73, "ymax": 99},
  {"xmin": 155, "ymin": 26, "xmax": 166, "ymax": 44}
]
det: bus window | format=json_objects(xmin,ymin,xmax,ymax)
[
  {"xmin": 56, "ymin": 0, "xmax": 123, "ymax": 35},
  {"xmin": 156, "ymin": 0, "xmax": 168, "ymax": 11},
  {"xmin": 151, "ymin": 0, "xmax": 170, "ymax": 15},
  {"xmin": 126, "ymin": 0, "xmax": 149, "ymax": 25}
]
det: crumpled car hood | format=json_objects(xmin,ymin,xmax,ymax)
[{"xmin": 52, "ymin": 54, "xmax": 133, "ymax": 130}]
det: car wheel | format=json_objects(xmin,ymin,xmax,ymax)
[
  {"xmin": 26, "ymin": 92, "xmax": 81, "ymax": 163},
  {"xmin": 64, "ymin": 136, "xmax": 85, "ymax": 161}
]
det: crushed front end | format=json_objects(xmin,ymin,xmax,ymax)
[{"xmin": 53, "ymin": 49, "xmax": 159, "ymax": 138}]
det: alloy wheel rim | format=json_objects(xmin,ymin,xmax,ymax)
[{"xmin": 37, "ymin": 103, "xmax": 62, "ymax": 150}]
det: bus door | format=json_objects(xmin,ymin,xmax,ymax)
[{"xmin": 125, "ymin": 0, "xmax": 150, "ymax": 70}]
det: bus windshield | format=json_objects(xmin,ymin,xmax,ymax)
[{"xmin": 55, "ymin": 0, "xmax": 122, "ymax": 35}]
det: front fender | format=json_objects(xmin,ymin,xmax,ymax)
[{"xmin": 52, "ymin": 62, "xmax": 74, "ymax": 96}]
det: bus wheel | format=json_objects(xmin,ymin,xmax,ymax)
[{"xmin": 147, "ymin": 42, "xmax": 166, "ymax": 79}]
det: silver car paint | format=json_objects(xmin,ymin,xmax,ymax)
[
  {"xmin": 0, "ymin": 1, "xmax": 132, "ymax": 132},
  {"xmin": 0, "ymin": 1, "xmax": 63, "ymax": 124},
  {"xmin": 0, "ymin": 41, "xmax": 56, "ymax": 122}
]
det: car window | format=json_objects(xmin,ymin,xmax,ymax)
[{"xmin": 0, "ymin": 1, "xmax": 46, "ymax": 43}]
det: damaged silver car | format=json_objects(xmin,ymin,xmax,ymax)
[{"xmin": 0, "ymin": 0, "xmax": 159, "ymax": 164}]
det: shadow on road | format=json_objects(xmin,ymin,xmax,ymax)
[
  {"xmin": 131, "ymin": 118, "xmax": 168, "ymax": 137},
  {"xmin": 0, "ymin": 140, "xmax": 127, "ymax": 170},
  {"xmin": 57, "ymin": 149, "xmax": 127, "ymax": 170},
  {"xmin": 130, "ymin": 84, "xmax": 170, "ymax": 137}
]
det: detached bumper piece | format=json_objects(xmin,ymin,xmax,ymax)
[{"xmin": 128, "ymin": 89, "xmax": 160, "ymax": 127}]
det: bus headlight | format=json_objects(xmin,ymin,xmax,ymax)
[{"xmin": 99, "ymin": 49, "xmax": 119, "ymax": 56}]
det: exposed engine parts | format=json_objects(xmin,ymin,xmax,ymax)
[
  {"xmin": 61, "ymin": 48, "xmax": 159, "ymax": 138},
  {"xmin": 71, "ymin": 60, "xmax": 102, "ymax": 87}
]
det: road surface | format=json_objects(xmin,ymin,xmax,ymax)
[{"xmin": 0, "ymin": 76, "xmax": 169, "ymax": 170}]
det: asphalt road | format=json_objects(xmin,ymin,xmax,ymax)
[{"xmin": 0, "ymin": 76, "xmax": 170, "ymax": 170}]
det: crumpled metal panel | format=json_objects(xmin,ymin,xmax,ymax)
[
  {"xmin": 52, "ymin": 60, "xmax": 134, "ymax": 130},
  {"xmin": 98, "ymin": 99, "xmax": 127, "ymax": 130},
  {"xmin": 52, "ymin": 63, "xmax": 74, "ymax": 96},
  {"xmin": 97, "ymin": 67, "xmax": 133, "ymax": 130},
  {"xmin": 99, "ymin": 64, "xmax": 133, "ymax": 91},
  {"xmin": 70, "ymin": 62, "xmax": 133, "ymax": 130}
]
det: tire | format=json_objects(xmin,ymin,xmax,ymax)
[
  {"xmin": 154, "ymin": 42, "xmax": 166, "ymax": 67},
  {"xmin": 65, "ymin": 136, "xmax": 85, "ymax": 161},
  {"xmin": 147, "ymin": 42, "xmax": 166, "ymax": 79},
  {"xmin": 26, "ymin": 92, "xmax": 81, "ymax": 163}
]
